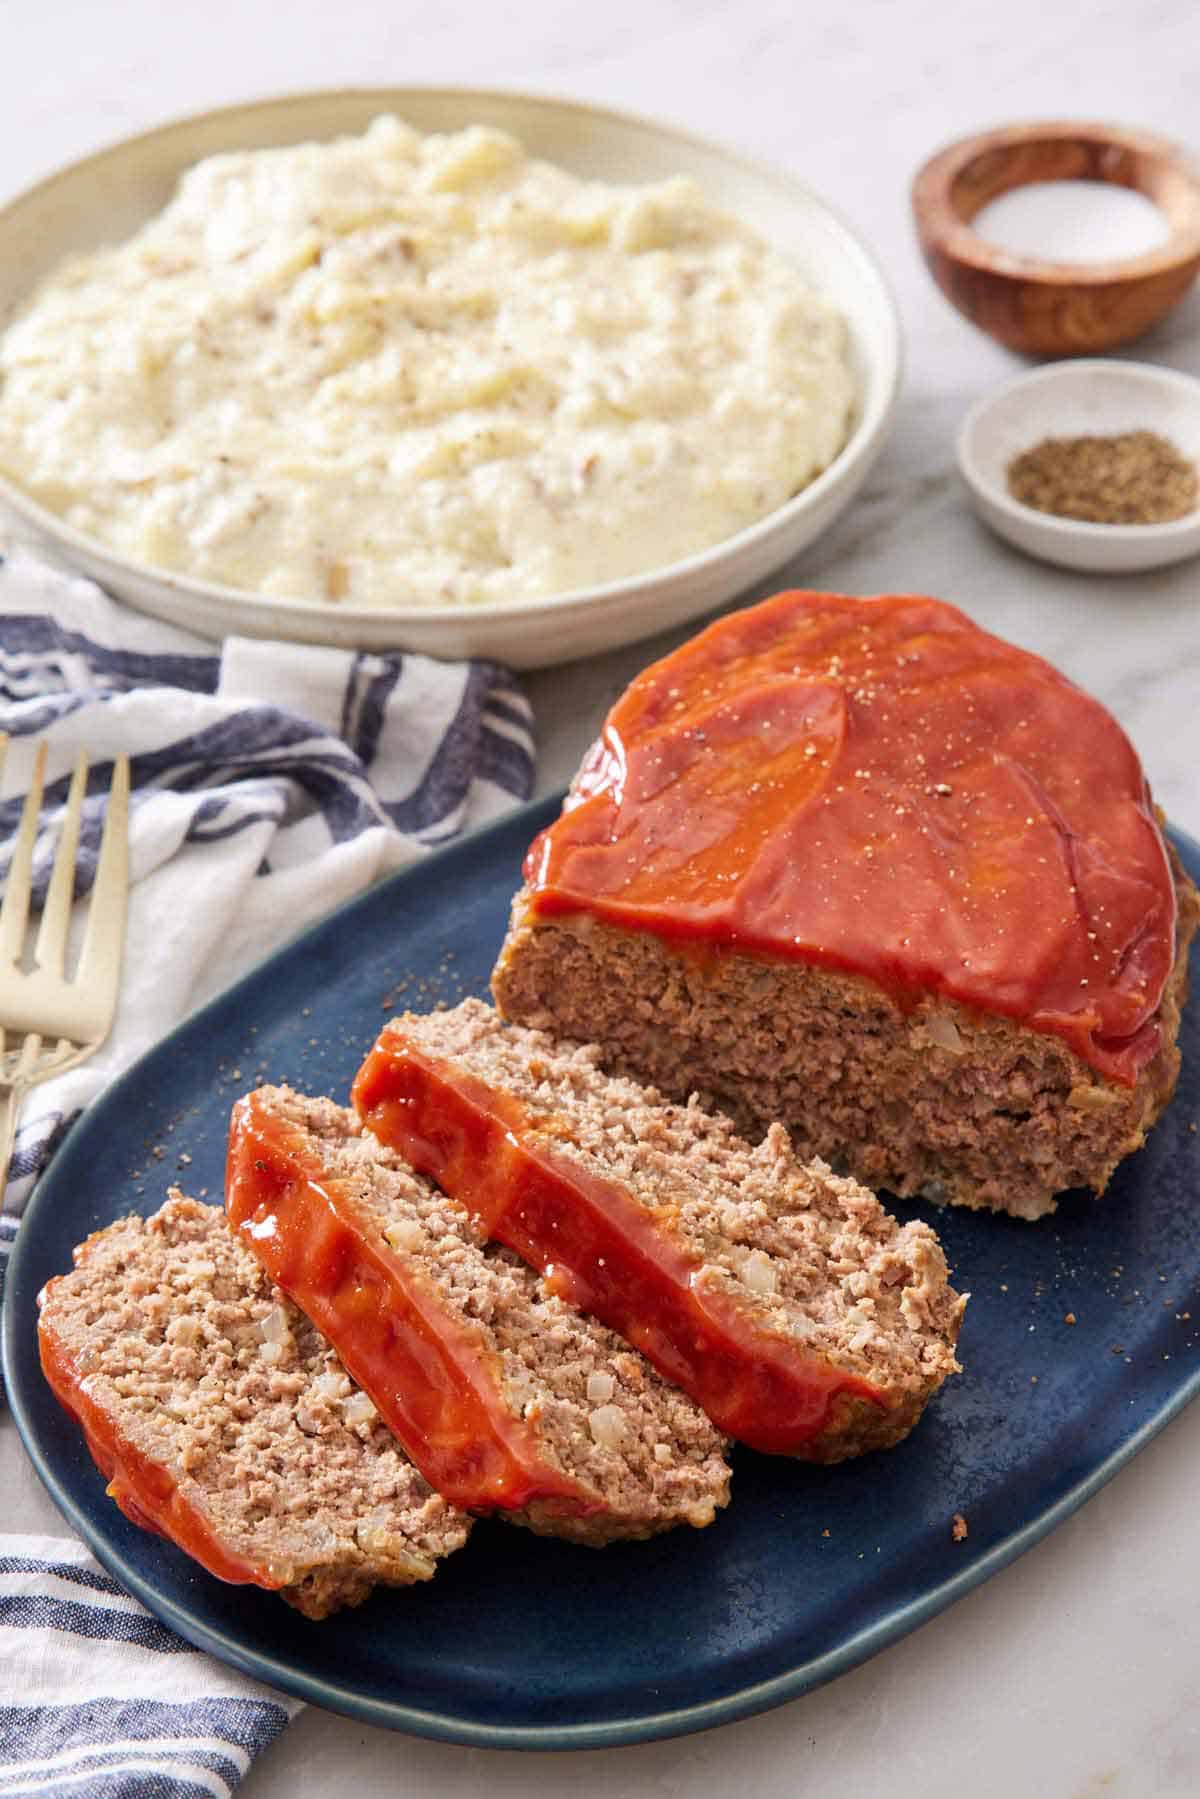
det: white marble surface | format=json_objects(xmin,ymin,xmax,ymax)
[{"xmin": 3, "ymin": 3, "xmax": 1199, "ymax": 1795}]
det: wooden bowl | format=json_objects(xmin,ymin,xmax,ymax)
[{"xmin": 912, "ymin": 121, "xmax": 1200, "ymax": 355}]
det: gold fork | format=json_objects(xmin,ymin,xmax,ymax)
[{"xmin": 0, "ymin": 738, "xmax": 130, "ymax": 1201}]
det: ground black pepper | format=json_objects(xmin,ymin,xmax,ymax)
[{"xmin": 1006, "ymin": 429, "xmax": 1198, "ymax": 525}]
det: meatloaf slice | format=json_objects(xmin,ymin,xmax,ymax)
[
  {"xmin": 226, "ymin": 1086, "xmax": 731, "ymax": 1546},
  {"xmin": 352, "ymin": 998, "xmax": 965, "ymax": 1462},
  {"xmin": 37, "ymin": 1194, "xmax": 470, "ymax": 1618}
]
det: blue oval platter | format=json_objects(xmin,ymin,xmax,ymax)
[{"xmin": 4, "ymin": 798, "xmax": 1199, "ymax": 1750}]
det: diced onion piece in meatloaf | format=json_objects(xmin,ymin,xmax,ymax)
[
  {"xmin": 37, "ymin": 1194, "xmax": 470, "ymax": 1618},
  {"xmin": 351, "ymin": 998, "xmax": 966, "ymax": 1462},
  {"xmin": 225, "ymin": 1086, "xmax": 731, "ymax": 1545}
]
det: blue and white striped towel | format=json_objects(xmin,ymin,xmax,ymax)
[
  {"xmin": 0, "ymin": 544, "xmax": 535, "ymax": 1794},
  {"xmin": 0, "ymin": 545, "xmax": 534, "ymax": 1217},
  {"xmin": 0, "ymin": 1535, "xmax": 301, "ymax": 1797}
]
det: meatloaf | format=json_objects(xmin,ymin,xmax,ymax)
[
  {"xmin": 37, "ymin": 1193, "xmax": 470, "ymax": 1618},
  {"xmin": 226, "ymin": 1085, "xmax": 731, "ymax": 1545},
  {"xmin": 352, "ymin": 998, "xmax": 965, "ymax": 1461},
  {"xmin": 492, "ymin": 589, "xmax": 1199, "ymax": 1221}
]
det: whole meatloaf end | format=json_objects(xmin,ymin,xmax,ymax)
[
  {"xmin": 37, "ymin": 1194, "xmax": 470, "ymax": 1618},
  {"xmin": 226, "ymin": 1086, "xmax": 731, "ymax": 1546},
  {"xmin": 352, "ymin": 998, "xmax": 965, "ymax": 1462},
  {"xmin": 491, "ymin": 589, "xmax": 1199, "ymax": 1221}
]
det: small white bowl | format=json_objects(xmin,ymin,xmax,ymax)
[
  {"xmin": 0, "ymin": 88, "xmax": 901, "ymax": 668},
  {"xmin": 957, "ymin": 359, "xmax": 1200, "ymax": 573}
]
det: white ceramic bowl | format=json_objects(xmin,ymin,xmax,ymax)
[
  {"xmin": 957, "ymin": 359, "xmax": 1200, "ymax": 573},
  {"xmin": 0, "ymin": 88, "xmax": 901, "ymax": 669}
]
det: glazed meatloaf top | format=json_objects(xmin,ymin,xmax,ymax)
[
  {"xmin": 226, "ymin": 1086, "xmax": 731, "ymax": 1545},
  {"xmin": 514, "ymin": 589, "xmax": 1184, "ymax": 1089},
  {"xmin": 353, "ymin": 998, "xmax": 965, "ymax": 1461},
  {"xmin": 37, "ymin": 1194, "xmax": 470, "ymax": 1618}
]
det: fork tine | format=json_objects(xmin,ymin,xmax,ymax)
[
  {"xmin": 74, "ymin": 753, "xmax": 130, "ymax": 1038},
  {"xmin": 0, "ymin": 1027, "xmax": 44, "ymax": 1200},
  {"xmin": 0, "ymin": 740, "xmax": 47, "ymax": 970},
  {"xmin": 34, "ymin": 750, "xmax": 88, "ymax": 979}
]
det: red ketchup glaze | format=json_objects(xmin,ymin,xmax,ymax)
[
  {"xmin": 353, "ymin": 1035, "xmax": 890, "ymax": 1456},
  {"xmin": 38, "ymin": 1298, "xmax": 276, "ymax": 1590},
  {"xmin": 224, "ymin": 1091, "xmax": 594, "ymax": 1518},
  {"xmin": 522, "ymin": 591, "xmax": 1177, "ymax": 1087}
]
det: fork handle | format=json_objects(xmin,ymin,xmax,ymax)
[{"xmin": 0, "ymin": 1081, "xmax": 20, "ymax": 1211}]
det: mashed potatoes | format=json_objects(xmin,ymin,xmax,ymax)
[{"xmin": 0, "ymin": 116, "xmax": 856, "ymax": 609}]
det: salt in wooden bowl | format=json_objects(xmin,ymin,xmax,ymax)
[{"xmin": 912, "ymin": 120, "xmax": 1200, "ymax": 355}]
